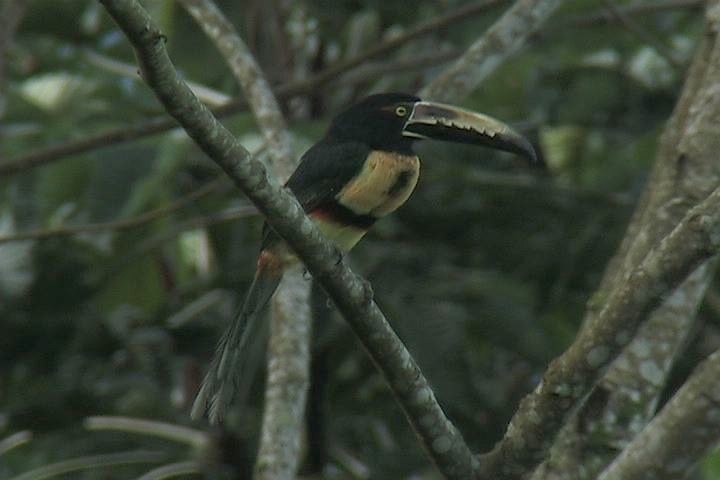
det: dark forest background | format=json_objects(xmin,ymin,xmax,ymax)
[{"xmin": 1, "ymin": 0, "xmax": 718, "ymax": 478}]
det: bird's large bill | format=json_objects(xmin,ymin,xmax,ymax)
[{"xmin": 402, "ymin": 101, "xmax": 536, "ymax": 162}]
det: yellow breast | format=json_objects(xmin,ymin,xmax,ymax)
[{"xmin": 337, "ymin": 151, "xmax": 420, "ymax": 217}]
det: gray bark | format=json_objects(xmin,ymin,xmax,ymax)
[{"xmin": 533, "ymin": 2, "xmax": 720, "ymax": 477}]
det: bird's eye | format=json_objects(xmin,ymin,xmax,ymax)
[{"xmin": 394, "ymin": 106, "xmax": 408, "ymax": 117}]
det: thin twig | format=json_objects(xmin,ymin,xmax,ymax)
[
  {"xmin": 166, "ymin": 289, "xmax": 227, "ymax": 328},
  {"xmin": 309, "ymin": 0, "xmax": 506, "ymax": 89},
  {"xmin": 1, "ymin": 0, "xmax": 504, "ymax": 176},
  {"xmin": 601, "ymin": 0, "xmax": 681, "ymax": 67},
  {"xmin": 2, "ymin": 0, "xmax": 701, "ymax": 175},
  {"xmin": 83, "ymin": 49, "xmax": 232, "ymax": 107},
  {"xmin": 109, "ymin": 205, "xmax": 258, "ymax": 273},
  {"xmin": 0, "ymin": 115, "xmax": 183, "ymax": 175},
  {"xmin": 341, "ymin": 49, "xmax": 459, "ymax": 85},
  {"xmin": 558, "ymin": 0, "xmax": 703, "ymax": 30},
  {"xmin": 0, "ymin": 177, "xmax": 227, "ymax": 244}
]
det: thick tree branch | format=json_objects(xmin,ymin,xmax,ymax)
[
  {"xmin": 477, "ymin": 181, "xmax": 720, "ymax": 479},
  {"xmin": 98, "ymin": 1, "xmax": 475, "ymax": 478},
  {"xmin": 255, "ymin": 265, "xmax": 311, "ymax": 480},
  {"xmin": 178, "ymin": 1, "xmax": 309, "ymax": 478},
  {"xmin": 532, "ymin": 264, "xmax": 715, "ymax": 480},
  {"xmin": 419, "ymin": 0, "xmax": 563, "ymax": 102},
  {"xmin": 532, "ymin": 3, "xmax": 720, "ymax": 477},
  {"xmin": 178, "ymin": 3, "xmax": 310, "ymax": 478},
  {"xmin": 598, "ymin": 349, "xmax": 720, "ymax": 480}
]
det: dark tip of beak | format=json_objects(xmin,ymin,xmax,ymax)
[
  {"xmin": 505, "ymin": 134, "xmax": 538, "ymax": 164},
  {"xmin": 403, "ymin": 101, "xmax": 537, "ymax": 164}
]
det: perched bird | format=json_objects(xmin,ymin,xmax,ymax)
[{"xmin": 192, "ymin": 92, "xmax": 536, "ymax": 423}]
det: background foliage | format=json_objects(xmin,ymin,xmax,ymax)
[{"xmin": 1, "ymin": 0, "xmax": 717, "ymax": 478}]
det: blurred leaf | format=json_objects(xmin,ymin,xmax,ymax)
[
  {"xmin": 628, "ymin": 46, "xmax": 676, "ymax": 89},
  {"xmin": 19, "ymin": 72, "xmax": 97, "ymax": 113}
]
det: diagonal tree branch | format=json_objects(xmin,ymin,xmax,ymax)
[
  {"xmin": 532, "ymin": 3, "xmax": 720, "ymax": 477},
  {"xmin": 0, "ymin": 176, "xmax": 227, "ymax": 244},
  {"xmin": 598, "ymin": 349, "xmax": 720, "ymax": 480},
  {"xmin": 179, "ymin": 3, "xmax": 311, "ymax": 479},
  {"xmin": 2, "ymin": 0, "xmax": 701, "ymax": 176},
  {"xmin": 419, "ymin": 0, "xmax": 563, "ymax": 103},
  {"xmin": 179, "ymin": 0, "xmax": 294, "ymax": 176},
  {"xmin": 99, "ymin": 2, "xmax": 720, "ymax": 480},
  {"xmin": 600, "ymin": 0, "xmax": 681, "ymax": 68},
  {"xmin": 476, "ymin": 182, "xmax": 720, "ymax": 480},
  {"xmin": 98, "ymin": 1, "xmax": 476, "ymax": 478},
  {"xmin": 178, "ymin": 1, "xmax": 309, "ymax": 479},
  {"xmin": 1, "ymin": 0, "xmax": 504, "ymax": 177},
  {"xmin": 1, "ymin": 114, "xmax": 185, "ymax": 175}
]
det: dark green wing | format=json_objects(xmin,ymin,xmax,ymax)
[
  {"xmin": 194, "ymin": 141, "xmax": 371, "ymax": 421},
  {"xmin": 286, "ymin": 139, "xmax": 370, "ymax": 211},
  {"xmin": 261, "ymin": 139, "xmax": 370, "ymax": 248}
]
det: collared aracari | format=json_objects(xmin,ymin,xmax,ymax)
[{"xmin": 192, "ymin": 92, "xmax": 536, "ymax": 423}]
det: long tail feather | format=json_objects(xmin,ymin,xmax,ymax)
[{"xmin": 191, "ymin": 250, "xmax": 285, "ymax": 423}]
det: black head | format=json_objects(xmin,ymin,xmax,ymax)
[
  {"xmin": 326, "ymin": 93, "xmax": 421, "ymax": 155},
  {"xmin": 326, "ymin": 92, "xmax": 537, "ymax": 162}
]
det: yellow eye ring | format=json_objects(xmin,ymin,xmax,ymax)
[{"xmin": 395, "ymin": 106, "xmax": 408, "ymax": 117}]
